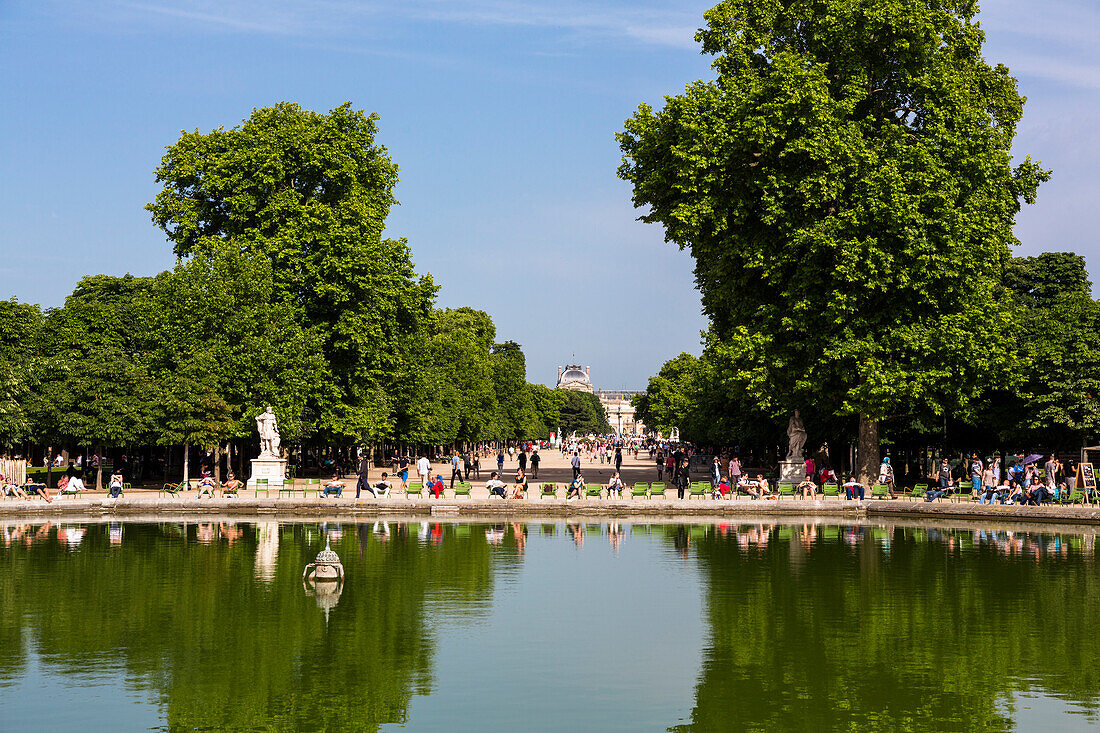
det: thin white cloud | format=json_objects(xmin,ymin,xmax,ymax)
[
  {"xmin": 981, "ymin": 0, "xmax": 1100, "ymax": 53},
  {"xmin": 1008, "ymin": 53, "xmax": 1100, "ymax": 91},
  {"xmin": 118, "ymin": 1, "xmax": 298, "ymax": 34},
  {"xmin": 88, "ymin": 0, "xmax": 702, "ymax": 49}
]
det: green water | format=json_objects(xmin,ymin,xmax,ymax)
[{"xmin": 2, "ymin": 520, "xmax": 1100, "ymax": 731}]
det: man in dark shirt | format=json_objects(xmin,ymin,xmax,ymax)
[
  {"xmin": 355, "ymin": 453, "xmax": 371, "ymax": 499},
  {"xmin": 530, "ymin": 450, "xmax": 540, "ymax": 479}
]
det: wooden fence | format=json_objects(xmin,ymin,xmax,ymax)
[{"xmin": 0, "ymin": 459, "xmax": 27, "ymax": 485}]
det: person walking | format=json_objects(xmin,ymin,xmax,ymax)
[
  {"xmin": 571, "ymin": 452, "xmax": 581, "ymax": 480},
  {"xmin": 614, "ymin": 446, "xmax": 623, "ymax": 473},
  {"xmin": 450, "ymin": 452, "xmax": 463, "ymax": 489},
  {"xmin": 676, "ymin": 460, "xmax": 690, "ymax": 499},
  {"xmin": 355, "ymin": 452, "xmax": 371, "ymax": 499},
  {"xmin": 710, "ymin": 456, "xmax": 722, "ymax": 488},
  {"xmin": 398, "ymin": 454, "xmax": 410, "ymax": 489},
  {"xmin": 530, "ymin": 450, "xmax": 540, "ymax": 479},
  {"xmin": 497, "ymin": 450, "xmax": 505, "ymax": 476},
  {"xmin": 518, "ymin": 449, "xmax": 527, "ymax": 473},
  {"xmin": 417, "ymin": 454, "xmax": 431, "ymax": 487},
  {"xmin": 656, "ymin": 451, "xmax": 664, "ymax": 481}
]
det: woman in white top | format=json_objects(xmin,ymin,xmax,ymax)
[{"xmin": 607, "ymin": 471, "xmax": 625, "ymax": 499}]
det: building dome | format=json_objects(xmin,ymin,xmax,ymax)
[{"xmin": 556, "ymin": 364, "xmax": 594, "ymax": 393}]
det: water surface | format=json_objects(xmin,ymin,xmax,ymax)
[{"xmin": 2, "ymin": 519, "xmax": 1099, "ymax": 731}]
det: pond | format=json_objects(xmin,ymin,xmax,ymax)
[{"xmin": 2, "ymin": 518, "xmax": 1100, "ymax": 731}]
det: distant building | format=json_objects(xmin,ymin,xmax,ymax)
[
  {"xmin": 556, "ymin": 364, "xmax": 594, "ymax": 393},
  {"xmin": 595, "ymin": 390, "xmax": 646, "ymax": 436},
  {"xmin": 555, "ymin": 363, "xmax": 646, "ymax": 435}
]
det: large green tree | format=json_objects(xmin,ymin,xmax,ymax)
[
  {"xmin": 619, "ymin": 0, "xmax": 1048, "ymax": 482},
  {"xmin": 982, "ymin": 253, "xmax": 1100, "ymax": 450},
  {"xmin": 0, "ymin": 299, "xmax": 41, "ymax": 448},
  {"xmin": 147, "ymin": 102, "xmax": 436, "ymax": 443}
]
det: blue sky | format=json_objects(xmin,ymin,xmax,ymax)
[{"xmin": 1, "ymin": 0, "xmax": 1097, "ymax": 389}]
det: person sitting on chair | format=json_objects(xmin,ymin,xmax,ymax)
[
  {"xmin": 197, "ymin": 472, "xmax": 216, "ymax": 498},
  {"xmin": 512, "ymin": 468, "xmax": 528, "ymax": 499},
  {"xmin": 428, "ymin": 474, "xmax": 446, "ymax": 499},
  {"xmin": 843, "ymin": 476, "xmax": 866, "ymax": 501},
  {"xmin": 607, "ymin": 471, "xmax": 625, "ymax": 499},
  {"xmin": 715, "ymin": 475, "xmax": 732, "ymax": 499},
  {"xmin": 798, "ymin": 477, "xmax": 818, "ymax": 499},
  {"xmin": 486, "ymin": 472, "xmax": 508, "ymax": 498},
  {"xmin": 108, "ymin": 469, "xmax": 125, "ymax": 498},
  {"xmin": 362, "ymin": 472, "xmax": 391, "ymax": 499},
  {"xmin": 222, "ymin": 472, "xmax": 243, "ymax": 497},
  {"xmin": 756, "ymin": 474, "xmax": 775, "ymax": 499},
  {"xmin": 322, "ymin": 473, "xmax": 344, "ymax": 498},
  {"xmin": 567, "ymin": 473, "xmax": 585, "ymax": 500}
]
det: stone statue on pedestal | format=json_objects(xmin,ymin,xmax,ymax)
[
  {"xmin": 256, "ymin": 407, "xmax": 280, "ymax": 458},
  {"xmin": 786, "ymin": 410, "xmax": 807, "ymax": 462}
]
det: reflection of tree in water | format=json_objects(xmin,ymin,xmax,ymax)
[
  {"xmin": 669, "ymin": 523, "xmax": 1100, "ymax": 732},
  {"xmin": 0, "ymin": 521, "xmax": 513, "ymax": 731}
]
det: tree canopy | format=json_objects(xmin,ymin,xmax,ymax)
[{"xmin": 619, "ymin": 0, "xmax": 1050, "ymax": 480}]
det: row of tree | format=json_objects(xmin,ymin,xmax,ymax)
[
  {"xmin": 619, "ymin": 0, "xmax": 1097, "ymax": 480},
  {"xmin": 0, "ymin": 103, "xmax": 609, "ymax": 465},
  {"xmin": 633, "ymin": 252, "xmax": 1100, "ymax": 458}
]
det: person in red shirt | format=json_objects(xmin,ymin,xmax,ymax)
[{"xmin": 428, "ymin": 474, "xmax": 445, "ymax": 499}]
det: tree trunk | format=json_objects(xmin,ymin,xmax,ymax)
[
  {"xmin": 214, "ymin": 443, "xmax": 222, "ymax": 486},
  {"xmin": 857, "ymin": 414, "xmax": 880, "ymax": 488},
  {"xmin": 183, "ymin": 443, "xmax": 190, "ymax": 489}
]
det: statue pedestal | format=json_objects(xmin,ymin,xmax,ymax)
[
  {"xmin": 250, "ymin": 457, "xmax": 287, "ymax": 491},
  {"xmin": 778, "ymin": 460, "xmax": 805, "ymax": 484}
]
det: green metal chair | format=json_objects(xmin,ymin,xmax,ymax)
[
  {"xmin": 776, "ymin": 482, "xmax": 795, "ymax": 499},
  {"xmin": 406, "ymin": 481, "xmax": 424, "ymax": 499},
  {"xmin": 1061, "ymin": 489, "xmax": 1086, "ymax": 505},
  {"xmin": 540, "ymin": 483, "xmax": 557, "ymax": 500},
  {"xmin": 159, "ymin": 482, "xmax": 184, "ymax": 498},
  {"xmin": 253, "ymin": 478, "xmax": 270, "ymax": 498},
  {"xmin": 688, "ymin": 482, "xmax": 709, "ymax": 499},
  {"xmin": 278, "ymin": 481, "xmax": 298, "ymax": 499},
  {"xmin": 453, "ymin": 482, "xmax": 472, "ymax": 499},
  {"xmin": 871, "ymin": 483, "xmax": 890, "ymax": 500},
  {"xmin": 649, "ymin": 482, "xmax": 666, "ymax": 499},
  {"xmin": 302, "ymin": 478, "xmax": 321, "ymax": 499},
  {"xmin": 952, "ymin": 488, "xmax": 973, "ymax": 503},
  {"xmin": 823, "ymin": 481, "xmax": 841, "ymax": 499},
  {"xmin": 586, "ymin": 483, "xmax": 603, "ymax": 499},
  {"xmin": 909, "ymin": 484, "xmax": 928, "ymax": 501},
  {"xmin": 630, "ymin": 482, "xmax": 650, "ymax": 499}
]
